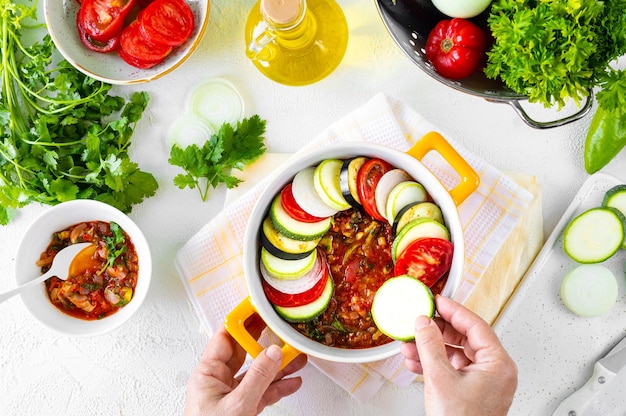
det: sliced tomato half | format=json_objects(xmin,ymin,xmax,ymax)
[
  {"xmin": 77, "ymin": 17, "xmax": 119, "ymax": 53},
  {"xmin": 118, "ymin": 20, "xmax": 172, "ymax": 68},
  {"xmin": 280, "ymin": 183, "xmax": 327, "ymax": 223},
  {"xmin": 356, "ymin": 158, "xmax": 393, "ymax": 222},
  {"xmin": 139, "ymin": 0, "xmax": 195, "ymax": 47},
  {"xmin": 394, "ymin": 237, "xmax": 454, "ymax": 288},
  {"xmin": 78, "ymin": 0, "xmax": 136, "ymax": 42},
  {"xmin": 262, "ymin": 258, "xmax": 329, "ymax": 307}
]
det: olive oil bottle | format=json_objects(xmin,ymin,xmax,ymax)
[{"xmin": 245, "ymin": 0, "xmax": 349, "ymax": 86}]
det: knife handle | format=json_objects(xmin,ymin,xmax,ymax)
[{"xmin": 551, "ymin": 363, "xmax": 617, "ymax": 416}]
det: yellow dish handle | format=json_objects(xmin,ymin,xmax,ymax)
[
  {"xmin": 225, "ymin": 297, "xmax": 302, "ymax": 371},
  {"xmin": 406, "ymin": 131, "xmax": 480, "ymax": 206}
]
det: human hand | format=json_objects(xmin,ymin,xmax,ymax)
[
  {"xmin": 184, "ymin": 315, "xmax": 308, "ymax": 416},
  {"xmin": 400, "ymin": 296, "xmax": 517, "ymax": 416}
]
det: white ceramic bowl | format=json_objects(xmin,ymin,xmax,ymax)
[
  {"xmin": 15, "ymin": 200, "xmax": 152, "ymax": 337},
  {"xmin": 43, "ymin": 0, "xmax": 210, "ymax": 84},
  {"xmin": 227, "ymin": 138, "xmax": 479, "ymax": 364}
]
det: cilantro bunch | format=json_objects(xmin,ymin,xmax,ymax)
[
  {"xmin": 168, "ymin": 115, "xmax": 267, "ymax": 201},
  {"xmin": 0, "ymin": 1, "xmax": 157, "ymax": 225},
  {"xmin": 485, "ymin": 0, "xmax": 626, "ymax": 108}
]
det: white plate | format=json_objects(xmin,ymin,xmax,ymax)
[
  {"xmin": 494, "ymin": 173, "xmax": 626, "ymax": 415},
  {"xmin": 44, "ymin": 0, "xmax": 210, "ymax": 84}
]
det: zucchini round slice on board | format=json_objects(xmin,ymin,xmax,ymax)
[
  {"xmin": 371, "ymin": 275, "xmax": 435, "ymax": 341},
  {"xmin": 560, "ymin": 264, "xmax": 618, "ymax": 317},
  {"xmin": 562, "ymin": 207, "xmax": 625, "ymax": 263},
  {"xmin": 602, "ymin": 185, "xmax": 626, "ymax": 249}
]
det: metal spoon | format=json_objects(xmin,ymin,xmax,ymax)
[{"xmin": 0, "ymin": 242, "xmax": 94, "ymax": 304}]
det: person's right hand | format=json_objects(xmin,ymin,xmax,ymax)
[{"xmin": 400, "ymin": 295, "xmax": 517, "ymax": 416}]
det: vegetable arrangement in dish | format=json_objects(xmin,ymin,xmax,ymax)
[
  {"xmin": 258, "ymin": 156, "xmax": 451, "ymax": 346},
  {"xmin": 560, "ymin": 184, "xmax": 626, "ymax": 317},
  {"xmin": 0, "ymin": 1, "xmax": 157, "ymax": 225},
  {"xmin": 38, "ymin": 221, "xmax": 139, "ymax": 320},
  {"xmin": 76, "ymin": 0, "xmax": 195, "ymax": 68}
]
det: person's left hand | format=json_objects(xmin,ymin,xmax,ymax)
[{"xmin": 184, "ymin": 315, "xmax": 308, "ymax": 416}]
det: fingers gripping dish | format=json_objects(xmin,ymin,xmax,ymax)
[{"xmin": 259, "ymin": 157, "xmax": 452, "ymax": 347}]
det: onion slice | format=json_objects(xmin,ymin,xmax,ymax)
[
  {"xmin": 560, "ymin": 264, "xmax": 618, "ymax": 317},
  {"xmin": 168, "ymin": 113, "xmax": 215, "ymax": 149},
  {"xmin": 260, "ymin": 250, "xmax": 325, "ymax": 294},
  {"xmin": 189, "ymin": 78, "xmax": 245, "ymax": 131}
]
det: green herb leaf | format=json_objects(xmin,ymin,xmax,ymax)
[{"xmin": 168, "ymin": 115, "xmax": 267, "ymax": 201}]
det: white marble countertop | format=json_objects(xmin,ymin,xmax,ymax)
[{"xmin": 1, "ymin": 0, "xmax": 626, "ymax": 415}]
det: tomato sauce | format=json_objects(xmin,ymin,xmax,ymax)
[
  {"xmin": 38, "ymin": 221, "xmax": 139, "ymax": 320},
  {"xmin": 292, "ymin": 208, "xmax": 396, "ymax": 348}
]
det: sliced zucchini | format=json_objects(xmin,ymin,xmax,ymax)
[
  {"xmin": 562, "ymin": 207, "xmax": 625, "ymax": 263},
  {"xmin": 392, "ymin": 217, "xmax": 450, "ymax": 262},
  {"xmin": 371, "ymin": 275, "xmax": 435, "ymax": 341},
  {"xmin": 560, "ymin": 264, "xmax": 618, "ymax": 317},
  {"xmin": 261, "ymin": 247, "xmax": 318, "ymax": 280},
  {"xmin": 392, "ymin": 201, "xmax": 444, "ymax": 237},
  {"xmin": 602, "ymin": 184, "xmax": 626, "ymax": 249},
  {"xmin": 261, "ymin": 218, "xmax": 319, "ymax": 259},
  {"xmin": 340, "ymin": 157, "xmax": 367, "ymax": 207},
  {"xmin": 386, "ymin": 181, "xmax": 428, "ymax": 225},
  {"xmin": 274, "ymin": 276, "xmax": 334, "ymax": 323},
  {"xmin": 314, "ymin": 159, "xmax": 351, "ymax": 211},
  {"xmin": 374, "ymin": 169, "xmax": 412, "ymax": 221},
  {"xmin": 292, "ymin": 167, "xmax": 338, "ymax": 218},
  {"xmin": 269, "ymin": 194, "xmax": 331, "ymax": 241}
]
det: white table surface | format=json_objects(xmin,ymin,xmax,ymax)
[{"xmin": 2, "ymin": 0, "xmax": 626, "ymax": 415}]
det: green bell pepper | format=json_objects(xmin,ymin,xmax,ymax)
[{"xmin": 584, "ymin": 105, "xmax": 626, "ymax": 174}]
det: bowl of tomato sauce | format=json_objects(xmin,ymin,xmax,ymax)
[
  {"xmin": 225, "ymin": 133, "xmax": 480, "ymax": 367},
  {"xmin": 43, "ymin": 0, "xmax": 210, "ymax": 84},
  {"xmin": 15, "ymin": 200, "xmax": 151, "ymax": 337}
]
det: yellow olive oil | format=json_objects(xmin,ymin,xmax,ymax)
[{"xmin": 245, "ymin": 0, "xmax": 348, "ymax": 86}]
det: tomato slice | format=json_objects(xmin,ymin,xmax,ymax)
[
  {"xmin": 394, "ymin": 237, "xmax": 454, "ymax": 287},
  {"xmin": 262, "ymin": 259, "xmax": 329, "ymax": 307},
  {"xmin": 280, "ymin": 183, "xmax": 327, "ymax": 223},
  {"xmin": 118, "ymin": 20, "xmax": 172, "ymax": 68},
  {"xmin": 78, "ymin": 0, "xmax": 136, "ymax": 42},
  {"xmin": 356, "ymin": 158, "xmax": 393, "ymax": 222},
  {"xmin": 138, "ymin": 0, "xmax": 195, "ymax": 47},
  {"xmin": 77, "ymin": 17, "xmax": 119, "ymax": 52}
]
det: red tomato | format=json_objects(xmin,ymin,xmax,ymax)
[
  {"xmin": 356, "ymin": 159, "xmax": 393, "ymax": 222},
  {"xmin": 76, "ymin": 18, "xmax": 119, "ymax": 52},
  {"xmin": 118, "ymin": 20, "xmax": 172, "ymax": 68},
  {"xmin": 280, "ymin": 183, "xmax": 326, "ymax": 223},
  {"xmin": 78, "ymin": 0, "xmax": 135, "ymax": 42},
  {"xmin": 425, "ymin": 18, "xmax": 487, "ymax": 80},
  {"xmin": 139, "ymin": 0, "xmax": 195, "ymax": 47},
  {"xmin": 262, "ymin": 262, "xmax": 329, "ymax": 307},
  {"xmin": 394, "ymin": 237, "xmax": 454, "ymax": 287}
]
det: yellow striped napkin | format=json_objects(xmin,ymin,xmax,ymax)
[{"xmin": 174, "ymin": 93, "xmax": 537, "ymax": 400}]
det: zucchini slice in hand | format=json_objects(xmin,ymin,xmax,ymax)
[{"xmin": 372, "ymin": 275, "xmax": 435, "ymax": 341}]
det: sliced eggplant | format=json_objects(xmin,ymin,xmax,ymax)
[{"xmin": 340, "ymin": 156, "xmax": 368, "ymax": 208}]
